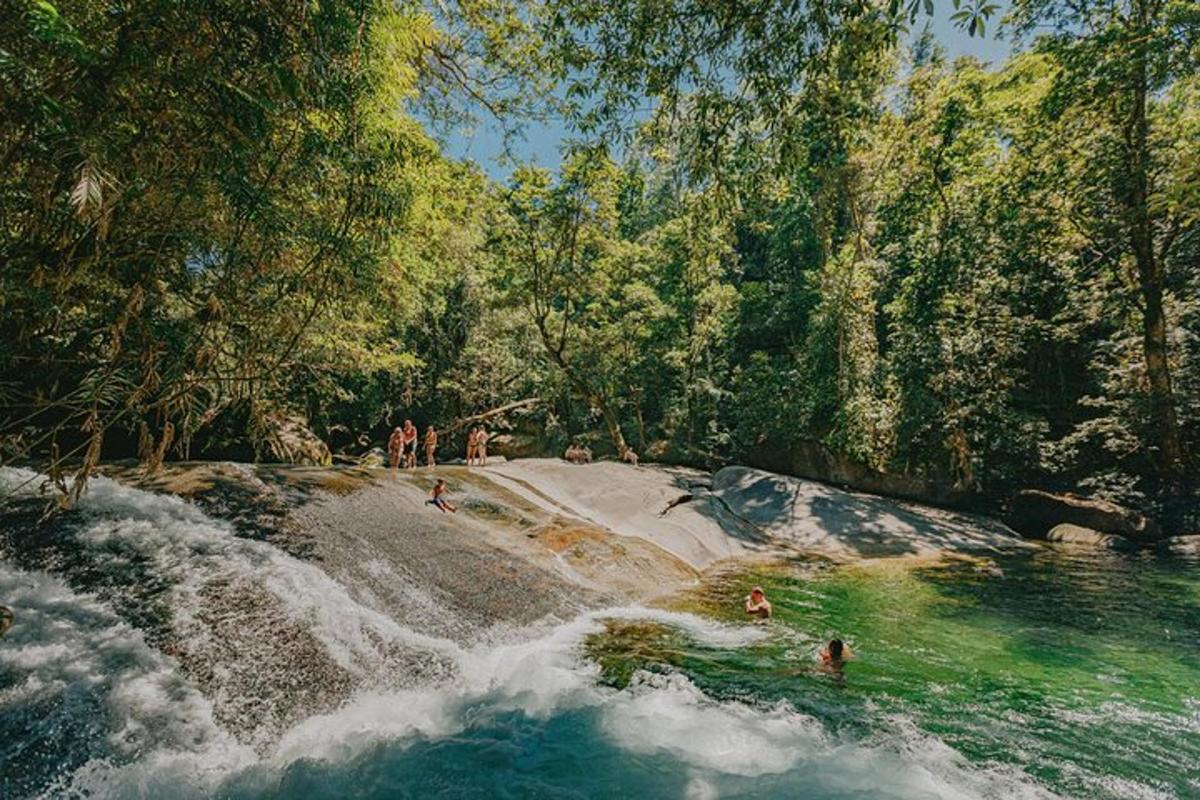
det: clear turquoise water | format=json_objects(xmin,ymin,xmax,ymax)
[
  {"xmin": 2, "ymin": 466, "xmax": 1198, "ymax": 800},
  {"xmin": 224, "ymin": 549, "xmax": 1200, "ymax": 800}
]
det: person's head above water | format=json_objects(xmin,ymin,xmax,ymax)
[
  {"xmin": 828, "ymin": 639, "xmax": 844, "ymax": 659},
  {"xmin": 750, "ymin": 586, "xmax": 765, "ymax": 598}
]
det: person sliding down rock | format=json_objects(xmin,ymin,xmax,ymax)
[{"xmin": 426, "ymin": 479, "xmax": 457, "ymax": 513}]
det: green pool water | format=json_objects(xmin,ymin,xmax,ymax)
[
  {"xmin": 588, "ymin": 548, "xmax": 1200, "ymax": 799},
  {"xmin": 5, "ymin": 463, "xmax": 1198, "ymax": 799}
]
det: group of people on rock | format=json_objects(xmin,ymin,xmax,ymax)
[
  {"xmin": 388, "ymin": 419, "xmax": 437, "ymax": 469},
  {"xmin": 465, "ymin": 426, "xmax": 489, "ymax": 467},
  {"xmin": 564, "ymin": 443, "xmax": 593, "ymax": 464},
  {"xmin": 386, "ymin": 422, "xmax": 489, "ymax": 470},
  {"xmin": 383, "ymin": 422, "xmax": 490, "ymax": 514},
  {"xmin": 744, "ymin": 586, "xmax": 852, "ymax": 672},
  {"xmin": 383, "ymin": 426, "xmax": 851, "ymax": 672}
]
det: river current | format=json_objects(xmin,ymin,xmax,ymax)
[{"xmin": 1, "ymin": 467, "xmax": 1197, "ymax": 799}]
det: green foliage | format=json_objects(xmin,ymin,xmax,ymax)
[
  {"xmin": 2, "ymin": 0, "xmax": 1196, "ymax": 528},
  {"xmin": 0, "ymin": 0, "xmax": 541, "ymax": 493}
]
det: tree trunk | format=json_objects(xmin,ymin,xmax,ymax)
[
  {"xmin": 1124, "ymin": 47, "xmax": 1185, "ymax": 483},
  {"xmin": 595, "ymin": 393, "xmax": 630, "ymax": 457},
  {"xmin": 635, "ymin": 399, "xmax": 647, "ymax": 451},
  {"xmin": 442, "ymin": 398, "xmax": 541, "ymax": 434},
  {"xmin": 536, "ymin": 319, "xmax": 631, "ymax": 458}
]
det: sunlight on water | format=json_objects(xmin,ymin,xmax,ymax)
[{"xmin": 2, "ymin": 468, "xmax": 1198, "ymax": 799}]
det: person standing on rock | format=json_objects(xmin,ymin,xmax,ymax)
[
  {"xmin": 476, "ymin": 426, "xmax": 489, "ymax": 467},
  {"xmin": 745, "ymin": 586, "xmax": 772, "ymax": 622},
  {"xmin": 388, "ymin": 425, "xmax": 404, "ymax": 469},
  {"xmin": 465, "ymin": 426, "xmax": 477, "ymax": 466},
  {"xmin": 424, "ymin": 425, "xmax": 438, "ymax": 468},
  {"xmin": 401, "ymin": 419, "xmax": 419, "ymax": 469}
]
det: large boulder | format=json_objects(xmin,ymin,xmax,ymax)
[
  {"xmin": 358, "ymin": 447, "xmax": 387, "ymax": 467},
  {"xmin": 1007, "ymin": 490, "xmax": 1161, "ymax": 542},
  {"xmin": 260, "ymin": 413, "xmax": 332, "ymax": 466},
  {"xmin": 487, "ymin": 433, "xmax": 545, "ymax": 459},
  {"xmin": 1046, "ymin": 523, "xmax": 1124, "ymax": 549},
  {"xmin": 1162, "ymin": 534, "xmax": 1200, "ymax": 556}
]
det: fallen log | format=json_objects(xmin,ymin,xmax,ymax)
[{"xmin": 440, "ymin": 398, "xmax": 541, "ymax": 435}]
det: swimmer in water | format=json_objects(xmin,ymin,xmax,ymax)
[
  {"xmin": 819, "ymin": 638, "xmax": 852, "ymax": 668},
  {"xmin": 744, "ymin": 586, "xmax": 772, "ymax": 622},
  {"xmin": 0, "ymin": 606, "xmax": 13, "ymax": 638}
]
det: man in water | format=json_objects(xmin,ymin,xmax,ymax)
[
  {"xmin": 0, "ymin": 606, "xmax": 12, "ymax": 638},
  {"xmin": 401, "ymin": 419, "xmax": 418, "ymax": 469},
  {"xmin": 387, "ymin": 425, "xmax": 404, "ymax": 469},
  {"xmin": 744, "ymin": 586, "xmax": 772, "ymax": 621},
  {"xmin": 819, "ymin": 639, "xmax": 852, "ymax": 668},
  {"xmin": 426, "ymin": 479, "xmax": 456, "ymax": 513}
]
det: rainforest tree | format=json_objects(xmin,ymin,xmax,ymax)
[{"xmin": 1, "ymin": 0, "xmax": 1196, "ymax": 528}]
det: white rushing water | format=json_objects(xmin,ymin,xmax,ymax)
[{"xmin": 1, "ymin": 468, "xmax": 1059, "ymax": 799}]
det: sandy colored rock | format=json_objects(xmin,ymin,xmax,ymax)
[
  {"xmin": 488, "ymin": 459, "xmax": 755, "ymax": 568},
  {"xmin": 1162, "ymin": 534, "xmax": 1200, "ymax": 556},
  {"xmin": 486, "ymin": 459, "xmax": 1026, "ymax": 567},
  {"xmin": 1046, "ymin": 523, "xmax": 1124, "ymax": 548},
  {"xmin": 711, "ymin": 466, "xmax": 1026, "ymax": 559}
]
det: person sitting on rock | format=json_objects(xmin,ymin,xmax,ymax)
[
  {"xmin": 819, "ymin": 639, "xmax": 852, "ymax": 668},
  {"xmin": 426, "ymin": 479, "xmax": 457, "ymax": 513},
  {"xmin": 744, "ymin": 586, "xmax": 772, "ymax": 622}
]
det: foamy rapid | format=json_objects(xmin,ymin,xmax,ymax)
[
  {"xmin": 1, "ymin": 469, "xmax": 1060, "ymax": 799},
  {"xmin": 0, "ymin": 563, "xmax": 255, "ymax": 798}
]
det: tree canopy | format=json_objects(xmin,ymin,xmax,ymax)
[{"xmin": 1, "ymin": 0, "xmax": 1196, "ymax": 529}]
